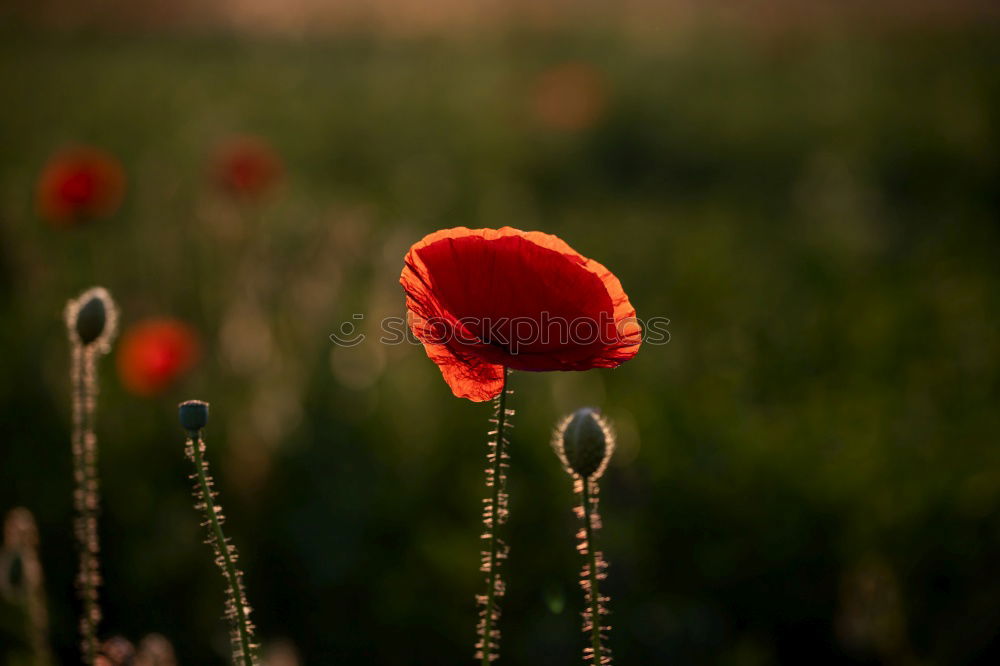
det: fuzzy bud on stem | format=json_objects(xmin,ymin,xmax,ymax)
[
  {"xmin": 65, "ymin": 286, "xmax": 118, "ymax": 665},
  {"xmin": 179, "ymin": 399, "xmax": 259, "ymax": 666},
  {"xmin": 65, "ymin": 287, "xmax": 118, "ymax": 352},
  {"xmin": 553, "ymin": 408, "xmax": 616, "ymax": 664},
  {"xmin": 178, "ymin": 400, "xmax": 209, "ymax": 435},
  {"xmin": 553, "ymin": 408, "xmax": 615, "ymax": 480}
]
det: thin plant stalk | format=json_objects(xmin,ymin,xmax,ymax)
[
  {"xmin": 66, "ymin": 287, "xmax": 117, "ymax": 665},
  {"xmin": 180, "ymin": 402, "xmax": 258, "ymax": 666},
  {"xmin": 1, "ymin": 508, "xmax": 54, "ymax": 666},
  {"xmin": 71, "ymin": 344, "xmax": 101, "ymax": 663},
  {"xmin": 476, "ymin": 369, "xmax": 512, "ymax": 665},
  {"xmin": 554, "ymin": 408, "xmax": 615, "ymax": 665},
  {"xmin": 577, "ymin": 478, "xmax": 610, "ymax": 665}
]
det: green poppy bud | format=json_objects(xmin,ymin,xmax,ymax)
[
  {"xmin": 75, "ymin": 296, "xmax": 107, "ymax": 346},
  {"xmin": 178, "ymin": 400, "xmax": 209, "ymax": 434},
  {"xmin": 554, "ymin": 407, "xmax": 615, "ymax": 480},
  {"xmin": 65, "ymin": 287, "xmax": 118, "ymax": 351}
]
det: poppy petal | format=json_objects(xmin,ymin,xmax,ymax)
[
  {"xmin": 423, "ymin": 338, "xmax": 506, "ymax": 403},
  {"xmin": 401, "ymin": 226, "xmax": 640, "ymax": 401}
]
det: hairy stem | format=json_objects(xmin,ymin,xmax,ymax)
[
  {"xmin": 71, "ymin": 345, "xmax": 101, "ymax": 664},
  {"xmin": 581, "ymin": 479, "xmax": 606, "ymax": 664},
  {"xmin": 477, "ymin": 369, "xmax": 511, "ymax": 665},
  {"xmin": 186, "ymin": 434, "xmax": 257, "ymax": 666}
]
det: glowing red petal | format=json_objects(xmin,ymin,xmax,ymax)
[{"xmin": 401, "ymin": 226, "xmax": 640, "ymax": 401}]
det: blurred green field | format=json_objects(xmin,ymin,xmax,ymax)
[{"xmin": 1, "ymin": 18, "xmax": 999, "ymax": 666}]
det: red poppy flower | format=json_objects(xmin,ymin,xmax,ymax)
[
  {"xmin": 400, "ymin": 227, "xmax": 641, "ymax": 401},
  {"xmin": 117, "ymin": 319, "xmax": 200, "ymax": 396},
  {"xmin": 529, "ymin": 62, "xmax": 606, "ymax": 133},
  {"xmin": 214, "ymin": 136, "xmax": 282, "ymax": 198},
  {"xmin": 36, "ymin": 146, "xmax": 125, "ymax": 226}
]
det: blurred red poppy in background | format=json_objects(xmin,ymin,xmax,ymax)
[
  {"xmin": 36, "ymin": 146, "xmax": 125, "ymax": 226},
  {"xmin": 214, "ymin": 135, "xmax": 282, "ymax": 198},
  {"xmin": 117, "ymin": 319, "xmax": 200, "ymax": 396},
  {"xmin": 400, "ymin": 227, "xmax": 641, "ymax": 401},
  {"xmin": 529, "ymin": 62, "xmax": 607, "ymax": 133}
]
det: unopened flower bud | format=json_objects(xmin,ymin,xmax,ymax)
[
  {"xmin": 65, "ymin": 286, "xmax": 118, "ymax": 351},
  {"xmin": 178, "ymin": 400, "xmax": 209, "ymax": 434},
  {"xmin": 553, "ymin": 407, "xmax": 615, "ymax": 480},
  {"xmin": 76, "ymin": 296, "xmax": 107, "ymax": 345}
]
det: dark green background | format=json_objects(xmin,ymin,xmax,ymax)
[{"xmin": 1, "ymin": 17, "xmax": 999, "ymax": 666}]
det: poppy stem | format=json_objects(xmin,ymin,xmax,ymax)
[
  {"xmin": 580, "ymin": 478, "xmax": 609, "ymax": 664},
  {"xmin": 477, "ymin": 369, "xmax": 511, "ymax": 665},
  {"xmin": 185, "ymin": 430, "xmax": 258, "ymax": 666},
  {"xmin": 71, "ymin": 344, "xmax": 101, "ymax": 664},
  {"xmin": 65, "ymin": 287, "xmax": 116, "ymax": 665},
  {"xmin": 1, "ymin": 509, "xmax": 54, "ymax": 666}
]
